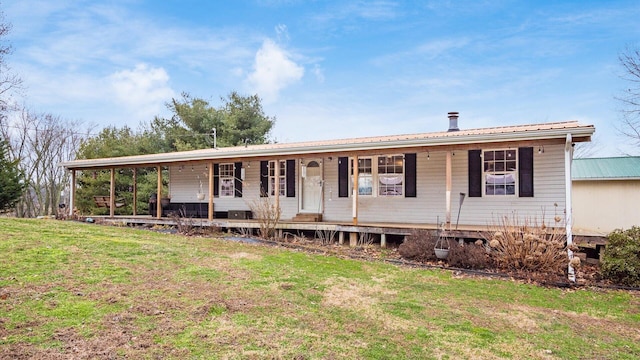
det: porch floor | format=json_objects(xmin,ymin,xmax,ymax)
[{"xmin": 83, "ymin": 215, "xmax": 607, "ymax": 248}]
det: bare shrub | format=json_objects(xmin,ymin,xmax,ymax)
[
  {"xmin": 170, "ymin": 213, "xmax": 195, "ymax": 235},
  {"xmin": 398, "ymin": 229, "xmax": 438, "ymax": 262},
  {"xmin": 248, "ymin": 197, "xmax": 281, "ymax": 239},
  {"xmin": 315, "ymin": 229, "xmax": 337, "ymax": 245},
  {"xmin": 484, "ymin": 214, "xmax": 568, "ymax": 276},
  {"xmin": 447, "ymin": 242, "xmax": 492, "ymax": 269},
  {"xmin": 357, "ymin": 232, "xmax": 374, "ymax": 248},
  {"xmin": 237, "ymin": 227, "xmax": 253, "ymax": 237}
]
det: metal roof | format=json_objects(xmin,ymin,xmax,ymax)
[
  {"xmin": 61, "ymin": 120, "xmax": 594, "ymax": 170},
  {"xmin": 572, "ymin": 157, "xmax": 640, "ymax": 180}
]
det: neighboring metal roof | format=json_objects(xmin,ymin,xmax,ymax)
[
  {"xmin": 61, "ymin": 120, "xmax": 594, "ymax": 170},
  {"xmin": 572, "ymin": 156, "xmax": 640, "ymax": 181}
]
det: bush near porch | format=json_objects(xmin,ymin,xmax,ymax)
[
  {"xmin": 601, "ymin": 226, "xmax": 640, "ymax": 287},
  {"xmin": 399, "ymin": 221, "xmax": 640, "ymax": 288}
]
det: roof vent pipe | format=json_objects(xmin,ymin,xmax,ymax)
[{"xmin": 448, "ymin": 112, "xmax": 459, "ymax": 132}]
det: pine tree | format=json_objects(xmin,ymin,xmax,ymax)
[{"xmin": 0, "ymin": 136, "xmax": 24, "ymax": 212}]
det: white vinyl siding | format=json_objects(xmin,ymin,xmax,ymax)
[{"xmin": 167, "ymin": 144, "xmax": 567, "ymax": 227}]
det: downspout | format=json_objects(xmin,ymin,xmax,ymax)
[
  {"xmin": 445, "ymin": 151, "xmax": 452, "ymax": 228},
  {"xmin": 564, "ymin": 133, "xmax": 575, "ymax": 282}
]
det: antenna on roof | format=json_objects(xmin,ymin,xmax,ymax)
[{"xmin": 207, "ymin": 128, "xmax": 217, "ymax": 149}]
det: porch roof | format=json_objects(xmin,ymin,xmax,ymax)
[{"xmin": 61, "ymin": 120, "xmax": 594, "ymax": 170}]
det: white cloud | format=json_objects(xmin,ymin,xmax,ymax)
[
  {"xmin": 245, "ymin": 39, "xmax": 304, "ymax": 103},
  {"xmin": 312, "ymin": 64, "xmax": 325, "ymax": 83},
  {"xmin": 275, "ymin": 24, "xmax": 290, "ymax": 42},
  {"xmin": 108, "ymin": 64, "xmax": 175, "ymax": 121}
]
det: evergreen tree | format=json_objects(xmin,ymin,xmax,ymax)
[{"xmin": 0, "ymin": 136, "xmax": 24, "ymax": 212}]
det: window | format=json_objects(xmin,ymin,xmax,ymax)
[
  {"xmin": 268, "ymin": 160, "xmax": 286, "ymax": 196},
  {"xmin": 219, "ymin": 163, "xmax": 235, "ymax": 197},
  {"xmin": 349, "ymin": 155, "xmax": 404, "ymax": 197},
  {"xmin": 378, "ymin": 155, "xmax": 404, "ymax": 196},
  {"xmin": 483, "ymin": 149, "xmax": 517, "ymax": 195},
  {"xmin": 351, "ymin": 158, "xmax": 373, "ymax": 195}
]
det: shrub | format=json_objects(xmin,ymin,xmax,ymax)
[
  {"xmin": 447, "ymin": 241, "xmax": 492, "ymax": 269},
  {"xmin": 484, "ymin": 214, "xmax": 568, "ymax": 276},
  {"xmin": 398, "ymin": 229, "xmax": 438, "ymax": 261},
  {"xmin": 601, "ymin": 226, "xmax": 640, "ymax": 287},
  {"xmin": 248, "ymin": 196, "xmax": 281, "ymax": 239}
]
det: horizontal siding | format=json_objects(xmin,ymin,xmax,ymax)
[
  {"xmin": 168, "ymin": 162, "xmax": 298, "ymax": 216},
  {"xmin": 167, "ymin": 146, "xmax": 568, "ymax": 227},
  {"xmin": 460, "ymin": 144, "xmax": 567, "ymax": 227},
  {"xmin": 573, "ymin": 180, "xmax": 640, "ymax": 235}
]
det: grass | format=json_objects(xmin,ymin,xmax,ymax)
[{"xmin": 0, "ymin": 218, "xmax": 638, "ymax": 359}]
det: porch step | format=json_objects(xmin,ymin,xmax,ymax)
[{"xmin": 292, "ymin": 213, "xmax": 323, "ymax": 222}]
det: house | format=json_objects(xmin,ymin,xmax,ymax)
[
  {"xmin": 572, "ymin": 156, "xmax": 640, "ymax": 237},
  {"xmin": 60, "ymin": 113, "xmax": 595, "ymax": 247}
]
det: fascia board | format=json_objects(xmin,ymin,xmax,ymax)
[{"xmin": 61, "ymin": 126, "xmax": 594, "ymax": 170}]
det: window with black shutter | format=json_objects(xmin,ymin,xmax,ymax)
[
  {"xmin": 468, "ymin": 150, "xmax": 482, "ymax": 197},
  {"xmin": 234, "ymin": 162, "xmax": 242, "ymax": 198},
  {"xmin": 213, "ymin": 164, "xmax": 219, "ymax": 197},
  {"xmin": 338, "ymin": 157, "xmax": 349, "ymax": 197},
  {"xmin": 286, "ymin": 159, "xmax": 296, "ymax": 197},
  {"xmin": 518, "ymin": 147, "xmax": 534, "ymax": 197},
  {"xmin": 404, "ymin": 153, "xmax": 417, "ymax": 197},
  {"xmin": 260, "ymin": 161, "xmax": 268, "ymax": 197}
]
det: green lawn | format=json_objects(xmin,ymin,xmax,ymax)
[{"xmin": 0, "ymin": 218, "xmax": 638, "ymax": 359}]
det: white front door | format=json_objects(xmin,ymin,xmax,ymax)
[{"xmin": 300, "ymin": 160, "xmax": 323, "ymax": 213}]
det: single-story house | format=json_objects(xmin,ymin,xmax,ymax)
[
  {"xmin": 60, "ymin": 113, "xmax": 595, "ymax": 246},
  {"xmin": 572, "ymin": 156, "xmax": 640, "ymax": 236}
]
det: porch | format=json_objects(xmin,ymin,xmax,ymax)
[{"xmin": 89, "ymin": 214, "xmax": 486, "ymax": 247}]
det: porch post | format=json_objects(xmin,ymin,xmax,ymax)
[
  {"xmin": 132, "ymin": 168, "xmax": 137, "ymax": 216},
  {"xmin": 110, "ymin": 168, "xmax": 116, "ymax": 218},
  {"xmin": 565, "ymin": 133, "xmax": 575, "ymax": 282},
  {"xmin": 208, "ymin": 162, "xmax": 214, "ymax": 221},
  {"xmin": 352, "ymin": 155, "xmax": 358, "ymax": 225},
  {"xmin": 156, "ymin": 166, "xmax": 162, "ymax": 219},
  {"xmin": 69, "ymin": 170, "xmax": 76, "ymax": 217},
  {"xmin": 445, "ymin": 151, "xmax": 452, "ymax": 228}
]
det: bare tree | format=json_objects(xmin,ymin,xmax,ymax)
[
  {"xmin": 573, "ymin": 140, "xmax": 599, "ymax": 159},
  {"xmin": 617, "ymin": 46, "xmax": 640, "ymax": 148},
  {"xmin": 0, "ymin": 8, "xmax": 22, "ymax": 116},
  {"xmin": 1, "ymin": 109, "xmax": 90, "ymax": 217}
]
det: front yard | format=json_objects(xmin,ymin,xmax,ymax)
[{"xmin": 0, "ymin": 218, "xmax": 638, "ymax": 359}]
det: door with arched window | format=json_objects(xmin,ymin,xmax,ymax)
[{"xmin": 300, "ymin": 160, "xmax": 323, "ymax": 213}]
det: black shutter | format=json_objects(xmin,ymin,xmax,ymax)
[
  {"xmin": 234, "ymin": 162, "xmax": 243, "ymax": 198},
  {"xmin": 468, "ymin": 150, "xmax": 482, "ymax": 197},
  {"xmin": 338, "ymin": 157, "xmax": 349, "ymax": 197},
  {"xmin": 213, "ymin": 164, "xmax": 219, "ymax": 197},
  {"xmin": 519, "ymin": 147, "xmax": 534, "ymax": 197},
  {"xmin": 260, "ymin": 161, "xmax": 268, "ymax": 197},
  {"xmin": 286, "ymin": 159, "xmax": 296, "ymax": 197},
  {"xmin": 405, "ymin": 153, "xmax": 417, "ymax": 197}
]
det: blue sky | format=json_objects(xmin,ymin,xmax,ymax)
[{"xmin": 5, "ymin": 0, "xmax": 640, "ymax": 156}]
